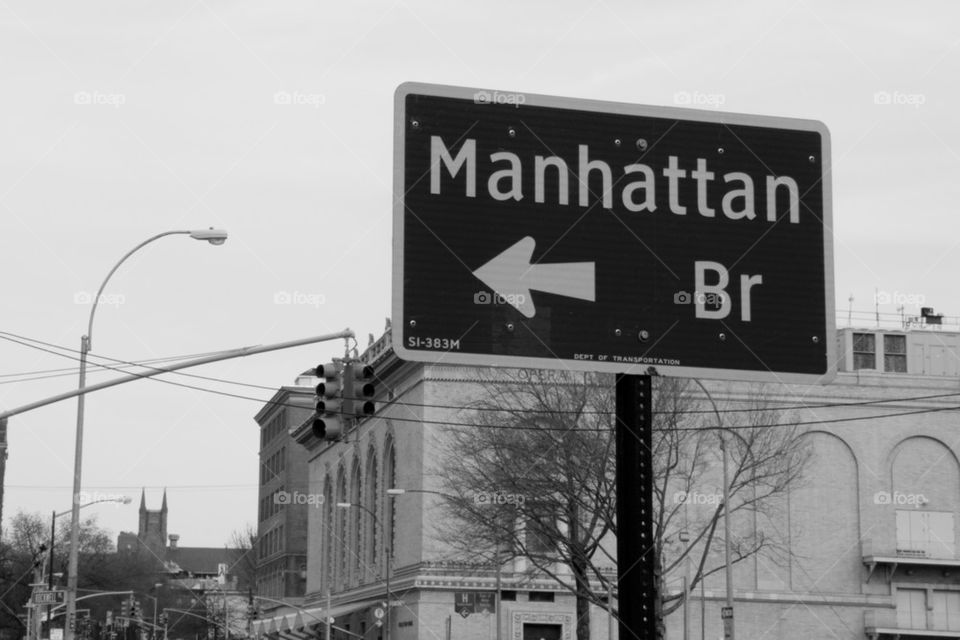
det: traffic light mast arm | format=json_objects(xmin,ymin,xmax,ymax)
[{"xmin": 0, "ymin": 330, "xmax": 354, "ymax": 420}]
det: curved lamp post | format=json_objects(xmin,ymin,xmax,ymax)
[
  {"xmin": 49, "ymin": 495, "xmax": 132, "ymax": 589},
  {"xmin": 691, "ymin": 378, "xmax": 752, "ymax": 640},
  {"xmin": 64, "ymin": 229, "xmax": 228, "ymax": 640}
]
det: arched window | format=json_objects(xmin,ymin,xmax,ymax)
[
  {"xmin": 335, "ymin": 466, "xmax": 347, "ymax": 590},
  {"xmin": 364, "ymin": 448, "xmax": 379, "ymax": 581},
  {"xmin": 321, "ymin": 474, "xmax": 333, "ymax": 594},
  {"xmin": 350, "ymin": 459, "xmax": 363, "ymax": 585}
]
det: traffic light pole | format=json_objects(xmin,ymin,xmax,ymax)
[{"xmin": 615, "ymin": 373, "xmax": 661, "ymax": 640}]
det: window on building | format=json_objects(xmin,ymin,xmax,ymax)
[
  {"xmin": 896, "ymin": 510, "xmax": 955, "ymax": 559},
  {"xmin": 853, "ymin": 333, "xmax": 876, "ymax": 370},
  {"xmin": 884, "ymin": 334, "xmax": 907, "ymax": 372},
  {"xmin": 528, "ymin": 592, "xmax": 555, "ymax": 602},
  {"xmin": 500, "ymin": 591, "xmax": 517, "ymax": 601},
  {"xmin": 931, "ymin": 589, "xmax": 960, "ymax": 631},
  {"xmin": 526, "ymin": 516, "xmax": 556, "ymax": 556},
  {"xmin": 897, "ymin": 588, "xmax": 927, "ymax": 629}
]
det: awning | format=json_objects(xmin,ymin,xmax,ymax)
[{"xmin": 253, "ymin": 599, "xmax": 383, "ymax": 637}]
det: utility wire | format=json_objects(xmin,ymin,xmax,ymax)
[
  {"xmin": 3, "ymin": 331, "xmax": 960, "ymax": 431},
  {"xmin": 3, "ymin": 330, "xmax": 960, "ymax": 418}
]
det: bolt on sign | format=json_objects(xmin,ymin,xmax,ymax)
[{"xmin": 392, "ymin": 83, "xmax": 835, "ymax": 383}]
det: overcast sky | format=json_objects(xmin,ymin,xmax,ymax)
[{"xmin": 1, "ymin": 1, "xmax": 957, "ymax": 546}]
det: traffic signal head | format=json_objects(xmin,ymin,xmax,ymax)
[
  {"xmin": 344, "ymin": 362, "xmax": 376, "ymax": 418},
  {"xmin": 312, "ymin": 362, "xmax": 343, "ymax": 441}
]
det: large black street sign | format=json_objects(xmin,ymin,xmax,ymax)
[{"xmin": 392, "ymin": 83, "xmax": 835, "ymax": 382}]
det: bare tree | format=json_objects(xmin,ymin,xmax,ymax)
[
  {"xmin": 652, "ymin": 378, "xmax": 810, "ymax": 619},
  {"xmin": 226, "ymin": 524, "xmax": 258, "ymax": 592},
  {"xmin": 434, "ymin": 369, "xmax": 616, "ymax": 640},
  {"xmin": 432, "ymin": 371, "xmax": 810, "ymax": 640}
]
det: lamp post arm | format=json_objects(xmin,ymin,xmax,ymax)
[{"xmin": 86, "ymin": 231, "xmax": 192, "ymax": 348}]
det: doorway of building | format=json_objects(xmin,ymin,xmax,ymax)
[{"xmin": 522, "ymin": 623, "xmax": 562, "ymax": 640}]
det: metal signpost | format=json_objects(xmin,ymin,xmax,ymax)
[{"xmin": 392, "ymin": 82, "xmax": 834, "ymax": 639}]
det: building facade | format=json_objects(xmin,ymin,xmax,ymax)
[
  {"xmin": 253, "ymin": 323, "xmax": 960, "ymax": 640},
  {"xmin": 253, "ymin": 381, "xmax": 314, "ymax": 609},
  {"xmin": 660, "ymin": 325, "xmax": 960, "ymax": 639}
]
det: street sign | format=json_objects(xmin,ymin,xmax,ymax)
[
  {"xmin": 373, "ymin": 607, "xmax": 385, "ymax": 620},
  {"xmin": 475, "ymin": 592, "xmax": 496, "ymax": 614},
  {"xmin": 33, "ymin": 590, "xmax": 65, "ymax": 605},
  {"xmin": 392, "ymin": 83, "xmax": 835, "ymax": 383},
  {"xmin": 453, "ymin": 591, "xmax": 474, "ymax": 618},
  {"xmin": 721, "ymin": 606, "xmax": 734, "ymax": 619}
]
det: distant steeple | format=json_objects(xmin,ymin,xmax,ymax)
[{"xmin": 161, "ymin": 489, "xmax": 167, "ymax": 513}]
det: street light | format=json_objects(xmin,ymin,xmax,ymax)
[
  {"xmin": 49, "ymin": 496, "xmax": 132, "ymax": 589},
  {"xmin": 691, "ymin": 378, "xmax": 737, "ymax": 640},
  {"xmin": 387, "ymin": 488, "xmax": 507, "ymax": 640},
  {"xmin": 64, "ymin": 228, "xmax": 228, "ymax": 640},
  {"xmin": 142, "ymin": 583, "xmax": 163, "ymax": 640},
  {"xmin": 336, "ymin": 501, "xmax": 392, "ymax": 640}
]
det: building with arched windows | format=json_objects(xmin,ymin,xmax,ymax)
[{"xmin": 252, "ymin": 323, "xmax": 960, "ymax": 640}]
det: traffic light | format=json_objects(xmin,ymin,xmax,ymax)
[
  {"xmin": 159, "ymin": 612, "xmax": 168, "ymax": 626},
  {"xmin": 312, "ymin": 362, "xmax": 343, "ymax": 440},
  {"xmin": 344, "ymin": 362, "xmax": 376, "ymax": 419},
  {"xmin": 127, "ymin": 598, "xmax": 136, "ymax": 619}
]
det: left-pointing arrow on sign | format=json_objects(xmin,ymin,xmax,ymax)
[{"xmin": 472, "ymin": 236, "xmax": 596, "ymax": 319}]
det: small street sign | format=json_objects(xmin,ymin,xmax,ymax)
[
  {"xmin": 453, "ymin": 591, "xmax": 474, "ymax": 618},
  {"xmin": 33, "ymin": 590, "xmax": 65, "ymax": 605},
  {"xmin": 721, "ymin": 606, "xmax": 734, "ymax": 619},
  {"xmin": 475, "ymin": 592, "xmax": 496, "ymax": 614},
  {"xmin": 373, "ymin": 607, "xmax": 385, "ymax": 620},
  {"xmin": 393, "ymin": 82, "xmax": 835, "ymax": 382}
]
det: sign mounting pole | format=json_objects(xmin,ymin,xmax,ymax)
[{"xmin": 615, "ymin": 373, "xmax": 661, "ymax": 639}]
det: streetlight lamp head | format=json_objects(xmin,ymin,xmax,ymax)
[
  {"xmin": 121, "ymin": 496, "xmax": 133, "ymax": 504},
  {"xmin": 189, "ymin": 228, "xmax": 229, "ymax": 245},
  {"xmin": 385, "ymin": 489, "xmax": 406, "ymax": 495},
  {"xmin": 335, "ymin": 502, "xmax": 352, "ymax": 509}
]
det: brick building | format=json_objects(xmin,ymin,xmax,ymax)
[{"xmin": 254, "ymin": 381, "xmax": 314, "ymax": 609}]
